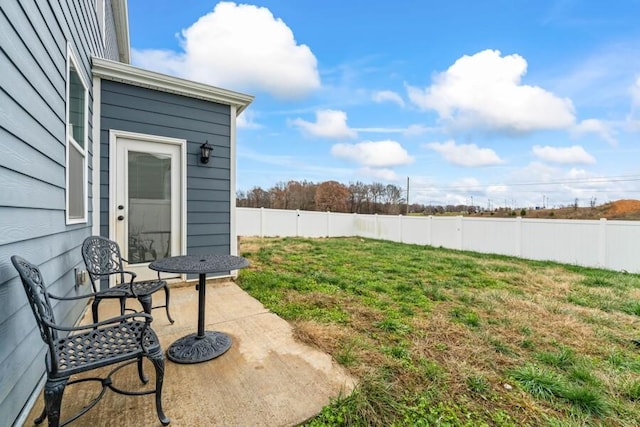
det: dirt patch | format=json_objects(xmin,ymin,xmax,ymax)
[{"xmin": 606, "ymin": 199, "xmax": 640, "ymax": 217}]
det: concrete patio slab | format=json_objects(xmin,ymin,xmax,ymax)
[{"xmin": 24, "ymin": 280, "xmax": 355, "ymax": 426}]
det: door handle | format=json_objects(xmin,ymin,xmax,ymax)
[{"xmin": 117, "ymin": 215, "xmax": 124, "ymax": 221}]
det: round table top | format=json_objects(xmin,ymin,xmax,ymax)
[{"xmin": 149, "ymin": 254, "xmax": 249, "ymax": 274}]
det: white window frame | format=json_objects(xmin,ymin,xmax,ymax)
[{"xmin": 66, "ymin": 45, "xmax": 89, "ymax": 224}]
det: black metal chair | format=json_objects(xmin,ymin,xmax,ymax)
[
  {"xmin": 11, "ymin": 255, "xmax": 170, "ymax": 427},
  {"xmin": 81, "ymin": 236, "xmax": 174, "ymax": 324}
]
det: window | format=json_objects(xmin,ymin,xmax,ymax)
[{"xmin": 66, "ymin": 48, "xmax": 88, "ymax": 223}]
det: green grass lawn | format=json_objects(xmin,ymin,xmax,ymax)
[{"xmin": 237, "ymin": 237, "xmax": 640, "ymax": 426}]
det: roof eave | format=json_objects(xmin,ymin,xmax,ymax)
[{"xmin": 92, "ymin": 57, "xmax": 254, "ymax": 113}]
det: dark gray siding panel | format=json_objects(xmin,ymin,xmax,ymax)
[
  {"xmin": 0, "ymin": 0, "xmax": 105, "ymax": 424},
  {"xmin": 99, "ymin": 80, "xmax": 232, "ymax": 257}
]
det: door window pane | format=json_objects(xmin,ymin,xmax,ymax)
[{"xmin": 127, "ymin": 151, "xmax": 172, "ymax": 263}]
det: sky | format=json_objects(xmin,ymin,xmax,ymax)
[{"xmin": 128, "ymin": 0, "xmax": 640, "ymax": 210}]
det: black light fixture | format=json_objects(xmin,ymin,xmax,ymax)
[{"xmin": 200, "ymin": 140, "xmax": 213, "ymax": 164}]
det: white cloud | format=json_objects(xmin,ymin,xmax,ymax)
[
  {"xmin": 359, "ymin": 167, "xmax": 399, "ymax": 181},
  {"xmin": 291, "ymin": 109, "xmax": 357, "ymax": 139},
  {"xmin": 532, "ymin": 145, "xmax": 596, "ymax": 164},
  {"xmin": 406, "ymin": 49, "xmax": 575, "ymax": 133},
  {"xmin": 424, "ymin": 140, "xmax": 504, "ymax": 167},
  {"xmin": 331, "ymin": 140, "xmax": 414, "ymax": 167},
  {"xmin": 132, "ymin": 2, "xmax": 320, "ymax": 99},
  {"xmin": 632, "ymin": 76, "xmax": 640, "ymax": 106},
  {"xmin": 451, "ymin": 177, "xmax": 481, "ymax": 190},
  {"xmin": 629, "ymin": 77, "xmax": 640, "ymax": 131},
  {"xmin": 237, "ymin": 110, "xmax": 262, "ymax": 129},
  {"xmin": 403, "ymin": 124, "xmax": 433, "ymax": 136},
  {"xmin": 372, "ymin": 90, "xmax": 405, "ymax": 108},
  {"xmin": 571, "ymin": 119, "xmax": 617, "ymax": 145}
]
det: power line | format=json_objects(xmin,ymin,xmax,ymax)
[{"xmin": 411, "ymin": 175, "xmax": 640, "ymax": 192}]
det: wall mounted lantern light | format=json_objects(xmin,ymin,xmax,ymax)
[{"xmin": 200, "ymin": 141, "xmax": 213, "ymax": 164}]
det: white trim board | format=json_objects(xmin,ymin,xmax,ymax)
[
  {"xmin": 92, "ymin": 57, "xmax": 254, "ymax": 113},
  {"xmin": 108, "ymin": 130, "xmax": 188, "ymax": 283}
]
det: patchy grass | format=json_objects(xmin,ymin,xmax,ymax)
[{"xmin": 237, "ymin": 237, "xmax": 640, "ymax": 426}]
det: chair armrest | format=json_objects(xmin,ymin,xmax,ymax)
[
  {"xmin": 88, "ymin": 270, "xmax": 138, "ymax": 296},
  {"xmin": 48, "ymin": 288, "xmax": 129, "ymax": 302},
  {"xmin": 42, "ymin": 312, "xmax": 153, "ymax": 332}
]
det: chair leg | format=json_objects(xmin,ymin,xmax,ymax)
[
  {"xmin": 119, "ymin": 296, "xmax": 127, "ymax": 316},
  {"xmin": 137, "ymin": 355, "xmax": 148, "ymax": 384},
  {"xmin": 138, "ymin": 294, "xmax": 152, "ymax": 317},
  {"xmin": 163, "ymin": 284, "xmax": 175, "ymax": 324},
  {"xmin": 34, "ymin": 406, "xmax": 46, "ymax": 425},
  {"xmin": 148, "ymin": 347, "xmax": 170, "ymax": 426},
  {"xmin": 91, "ymin": 298, "xmax": 101, "ymax": 324},
  {"xmin": 41, "ymin": 377, "xmax": 68, "ymax": 427}
]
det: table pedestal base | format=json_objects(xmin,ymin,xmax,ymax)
[{"xmin": 167, "ymin": 331, "xmax": 232, "ymax": 364}]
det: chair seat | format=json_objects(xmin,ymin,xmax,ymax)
[
  {"xmin": 107, "ymin": 279, "xmax": 167, "ymax": 298},
  {"xmin": 53, "ymin": 320, "xmax": 160, "ymax": 378},
  {"xmin": 131, "ymin": 279, "xmax": 167, "ymax": 296}
]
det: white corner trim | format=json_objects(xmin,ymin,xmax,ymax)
[
  {"xmin": 230, "ymin": 105, "xmax": 238, "ymax": 258},
  {"xmin": 110, "ymin": 0, "xmax": 130, "ymax": 63},
  {"xmin": 92, "ymin": 57, "xmax": 254, "ymax": 113},
  {"xmin": 91, "ymin": 77, "xmax": 101, "ymax": 236}
]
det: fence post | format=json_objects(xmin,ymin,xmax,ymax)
[
  {"xmin": 427, "ymin": 215, "xmax": 432, "ymax": 246},
  {"xmin": 353, "ymin": 212, "xmax": 358, "ymax": 237},
  {"xmin": 399, "ymin": 215, "xmax": 403, "ymax": 243},
  {"xmin": 326, "ymin": 210, "xmax": 330, "ymax": 237},
  {"xmin": 456, "ymin": 216, "xmax": 463, "ymax": 250},
  {"xmin": 260, "ymin": 207, "xmax": 265, "ymax": 238},
  {"xmin": 516, "ymin": 216, "xmax": 522, "ymax": 257},
  {"xmin": 598, "ymin": 218, "xmax": 607, "ymax": 268},
  {"xmin": 375, "ymin": 214, "xmax": 379, "ymax": 239},
  {"xmin": 296, "ymin": 209, "xmax": 300, "ymax": 237}
]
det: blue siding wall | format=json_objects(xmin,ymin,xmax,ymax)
[
  {"xmin": 99, "ymin": 80, "xmax": 233, "ymax": 260},
  {"xmin": 0, "ymin": 0, "xmax": 109, "ymax": 425}
]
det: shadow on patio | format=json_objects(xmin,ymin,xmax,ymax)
[{"xmin": 24, "ymin": 280, "xmax": 355, "ymax": 426}]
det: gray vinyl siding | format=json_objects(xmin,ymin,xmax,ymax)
[
  {"xmin": 0, "ymin": 0, "xmax": 108, "ymax": 425},
  {"xmin": 99, "ymin": 80, "xmax": 232, "ymax": 261}
]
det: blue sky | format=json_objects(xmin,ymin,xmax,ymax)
[{"xmin": 128, "ymin": 0, "xmax": 640, "ymax": 209}]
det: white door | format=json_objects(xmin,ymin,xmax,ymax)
[{"xmin": 113, "ymin": 136, "xmax": 182, "ymax": 281}]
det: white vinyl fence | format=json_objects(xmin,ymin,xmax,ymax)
[{"xmin": 237, "ymin": 207, "xmax": 640, "ymax": 273}]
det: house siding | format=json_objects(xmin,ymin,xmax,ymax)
[
  {"xmin": 103, "ymin": 0, "xmax": 120, "ymax": 61},
  {"xmin": 0, "ymin": 0, "xmax": 107, "ymax": 425},
  {"xmin": 99, "ymin": 80, "xmax": 232, "ymax": 267}
]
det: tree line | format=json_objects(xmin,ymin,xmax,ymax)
[
  {"xmin": 236, "ymin": 180, "xmax": 481, "ymax": 215},
  {"xmin": 236, "ymin": 180, "xmax": 408, "ymax": 214}
]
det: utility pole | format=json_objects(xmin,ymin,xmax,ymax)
[{"xmin": 406, "ymin": 176, "xmax": 410, "ymax": 215}]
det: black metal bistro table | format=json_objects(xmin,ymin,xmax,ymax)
[{"xmin": 149, "ymin": 254, "xmax": 249, "ymax": 364}]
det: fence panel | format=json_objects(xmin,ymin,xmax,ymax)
[
  {"xmin": 236, "ymin": 208, "xmax": 640, "ymax": 273},
  {"xmin": 298, "ymin": 210, "xmax": 329, "ymax": 237},
  {"xmin": 430, "ymin": 217, "xmax": 461, "ymax": 249},
  {"xmin": 401, "ymin": 216, "xmax": 431, "ymax": 245},
  {"xmin": 520, "ymin": 219, "xmax": 600, "ymax": 267},
  {"xmin": 237, "ymin": 207, "xmax": 262, "ymax": 236},
  {"xmin": 462, "ymin": 217, "xmax": 519, "ymax": 256},
  {"xmin": 376, "ymin": 215, "xmax": 403, "ymax": 242},
  {"xmin": 328, "ymin": 212, "xmax": 356, "ymax": 237},
  {"xmin": 605, "ymin": 220, "xmax": 640, "ymax": 272},
  {"xmin": 353, "ymin": 214, "xmax": 378, "ymax": 239}
]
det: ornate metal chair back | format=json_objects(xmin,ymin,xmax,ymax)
[
  {"xmin": 10, "ymin": 256, "xmax": 59, "ymax": 356},
  {"xmin": 82, "ymin": 235, "xmax": 126, "ymax": 290}
]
